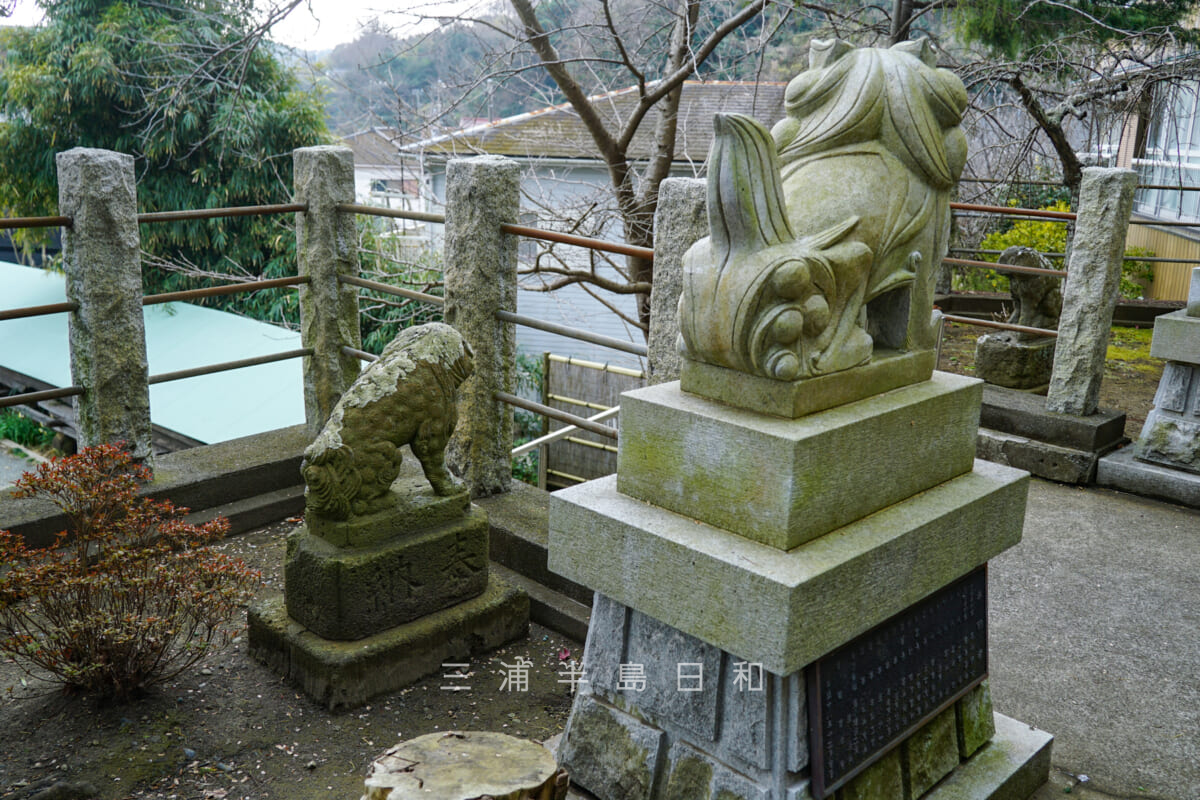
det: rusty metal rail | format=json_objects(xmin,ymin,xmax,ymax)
[
  {"xmin": 942, "ymin": 257, "xmax": 1067, "ymax": 278},
  {"xmin": 941, "ymin": 314, "xmax": 1057, "ymax": 338},
  {"xmin": 0, "ymin": 301, "xmax": 80, "ymax": 322},
  {"xmin": 494, "ymin": 310, "xmax": 647, "ymax": 357},
  {"xmin": 336, "ymin": 202, "xmax": 446, "ymax": 225},
  {"xmin": 143, "ymin": 275, "xmax": 310, "ymax": 306},
  {"xmin": 499, "ymin": 222, "xmax": 655, "ymax": 261},
  {"xmin": 949, "ymin": 202, "xmax": 1076, "ymax": 221},
  {"xmin": 495, "ymin": 391, "xmax": 619, "ymax": 440},
  {"xmin": 343, "ymin": 346, "xmax": 379, "ymax": 362},
  {"xmin": 338, "ymin": 274, "xmax": 445, "ymax": 306},
  {"xmin": 0, "ymin": 385, "xmax": 85, "ymax": 410},
  {"xmin": 137, "ymin": 203, "xmax": 307, "ymax": 224},
  {"xmin": 0, "ymin": 215, "xmax": 72, "ymax": 230},
  {"xmin": 147, "ymin": 348, "xmax": 312, "ymax": 385}
]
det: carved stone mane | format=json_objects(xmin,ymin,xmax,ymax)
[{"xmin": 679, "ymin": 39, "xmax": 967, "ymax": 382}]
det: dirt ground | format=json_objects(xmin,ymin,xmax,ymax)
[
  {"xmin": 936, "ymin": 319, "xmax": 1162, "ymax": 440},
  {"xmin": 0, "ymin": 321, "xmax": 1167, "ymax": 800},
  {"xmin": 0, "ymin": 521, "xmax": 582, "ymax": 800}
]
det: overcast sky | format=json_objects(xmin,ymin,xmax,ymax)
[{"xmin": 0, "ymin": 0, "xmax": 428, "ymax": 52}]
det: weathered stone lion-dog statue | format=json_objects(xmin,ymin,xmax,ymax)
[{"xmin": 301, "ymin": 323, "xmax": 474, "ymax": 521}]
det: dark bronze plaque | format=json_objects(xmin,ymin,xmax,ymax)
[{"xmin": 807, "ymin": 567, "xmax": 988, "ymax": 798}]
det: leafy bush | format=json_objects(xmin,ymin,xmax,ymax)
[
  {"xmin": 0, "ymin": 411, "xmax": 55, "ymax": 451},
  {"xmin": 511, "ymin": 352, "xmax": 545, "ymax": 486},
  {"xmin": 0, "ymin": 444, "xmax": 259, "ymax": 700},
  {"xmin": 957, "ymin": 200, "xmax": 1156, "ymax": 299}
]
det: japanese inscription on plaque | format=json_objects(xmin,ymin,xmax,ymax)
[{"xmin": 808, "ymin": 567, "xmax": 988, "ymax": 798}]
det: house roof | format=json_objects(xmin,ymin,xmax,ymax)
[
  {"xmin": 342, "ymin": 128, "xmax": 417, "ymax": 167},
  {"xmin": 413, "ymin": 81, "xmax": 788, "ymax": 163}
]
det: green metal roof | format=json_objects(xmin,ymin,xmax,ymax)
[{"xmin": 0, "ymin": 261, "xmax": 305, "ymax": 444}]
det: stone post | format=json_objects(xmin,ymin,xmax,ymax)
[
  {"xmin": 295, "ymin": 146, "xmax": 361, "ymax": 435},
  {"xmin": 56, "ymin": 148, "xmax": 152, "ymax": 461},
  {"xmin": 647, "ymin": 178, "xmax": 707, "ymax": 386},
  {"xmin": 443, "ymin": 156, "xmax": 520, "ymax": 497},
  {"xmin": 1046, "ymin": 167, "xmax": 1137, "ymax": 416}
]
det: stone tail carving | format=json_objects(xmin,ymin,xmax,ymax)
[{"xmin": 679, "ymin": 113, "xmax": 873, "ymax": 380}]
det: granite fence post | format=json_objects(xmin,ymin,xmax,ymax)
[
  {"xmin": 295, "ymin": 146, "xmax": 361, "ymax": 435},
  {"xmin": 443, "ymin": 156, "xmax": 520, "ymax": 497},
  {"xmin": 1046, "ymin": 167, "xmax": 1137, "ymax": 416},
  {"xmin": 56, "ymin": 148, "xmax": 153, "ymax": 462},
  {"xmin": 647, "ymin": 178, "xmax": 707, "ymax": 386}
]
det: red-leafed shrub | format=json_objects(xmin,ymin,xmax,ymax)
[{"xmin": 0, "ymin": 443, "xmax": 259, "ymax": 700}]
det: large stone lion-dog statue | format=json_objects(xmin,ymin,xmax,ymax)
[
  {"xmin": 679, "ymin": 38, "xmax": 967, "ymax": 381},
  {"xmin": 301, "ymin": 323, "xmax": 474, "ymax": 520}
]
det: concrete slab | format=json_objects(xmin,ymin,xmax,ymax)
[
  {"xmin": 988, "ymin": 479, "xmax": 1200, "ymax": 798},
  {"xmin": 1096, "ymin": 446, "xmax": 1200, "ymax": 508}
]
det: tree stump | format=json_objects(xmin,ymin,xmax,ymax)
[{"xmin": 361, "ymin": 731, "xmax": 568, "ymax": 800}]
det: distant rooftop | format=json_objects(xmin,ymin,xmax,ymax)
[
  {"xmin": 0, "ymin": 262, "xmax": 305, "ymax": 445},
  {"xmin": 412, "ymin": 81, "xmax": 788, "ymax": 163}
]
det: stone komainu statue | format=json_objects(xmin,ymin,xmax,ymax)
[
  {"xmin": 302, "ymin": 323, "xmax": 474, "ymax": 520},
  {"xmin": 679, "ymin": 38, "xmax": 968, "ymax": 380}
]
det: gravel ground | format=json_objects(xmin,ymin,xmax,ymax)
[{"xmin": 0, "ymin": 519, "xmax": 583, "ymax": 800}]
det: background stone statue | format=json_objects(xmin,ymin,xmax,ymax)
[
  {"xmin": 301, "ymin": 323, "xmax": 473, "ymax": 520},
  {"xmin": 679, "ymin": 38, "xmax": 967, "ymax": 381}
]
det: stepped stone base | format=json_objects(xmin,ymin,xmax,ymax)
[
  {"xmin": 617, "ymin": 372, "xmax": 982, "ymax": 550},
  {"xmin": 550, "ymin": 461, "xmax": 1026, "ymax": 676},
  {"xmin": 557, "ymin": 594, "xmax": 1049, "ymax": 800},
  {"xmin": 247, "ymin": 568, "xmax": 528, "ymax": 710},
  {"xmin": 977, "ymin": 385, "xmax": 1126, "ymax": 484},
  {"xmin": 1096, "ymin": 446, "xmax": 1200, "ymax": 508}
]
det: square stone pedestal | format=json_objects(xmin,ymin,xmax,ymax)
[
  {"xmin": 248, "ymin": 481, "xmax": 528, "ymax": 709},
  {"xmin": 976, "ymin": 385, "xmax": 1126, "ymax": 484},
  {"xmin": 248, "ymin": 570, "xmax": 527, "ymax": 710}
]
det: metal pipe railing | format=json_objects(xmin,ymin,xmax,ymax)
[
  {"xmin": 338, "ymin": 274, "xmax": 445, "ymax": 306},
  {"xmin": 495, "ymin": 391, "xmax": 619, "ymax": 440},
  {"xmin": 499, "ymin": 222, "xmax": 655, "ymax": 261},
  {"xmin": 942, "ymin": 257, "xmax": 1067, "ymax": 279},
  {"xmin": 952, "ymin": 247, "xmax": 1200, "ymax": 266},
  {"xmin": 494, "ymin": 310, "xmax": 647, "ymax": 357},
  {"xmin": 343, "ymin": 345, "xmax": 379, "ymax": 363},
  {"xmin": 0, "ymin": 301, "xmax": 80, "ymax": 322},
  {"xmin": 136, "ymin": 203, "xmax": 307, "ymax": 224},
  {"xmin": 147, "ymin": 348, "xmax": 312, "ymax": 385},
  {"xmin": 941, "ymin": 314, "xmax": 1057, "ymax": 338},
  {"xmin": 0, "ymin": 215, "xmax": 72, "ymax": 230},
  {"xmin": 949, "ymin": 201, "xmax": 1076, "ymax": 221},
  {"xmin": 512, "ymin": 406, "xmax": 620, "ymax": 457},
  {"xmin": 142, "ymin": 275, "xmax": 310, "ymax": 306},
  {"xmin": 336, "ymin": 202, "xmax": 446, "ymax": 225},
  {"xmin": 0, "ymin": 385, "xmax": 85, "ymax": 410}
]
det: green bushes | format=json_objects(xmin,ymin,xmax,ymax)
[
  {"xmin": 0, "ymin": 444, "xmax": 259, "ymax": 700},
  {"xmin": 955, "ymin": 200, "xmax": 1156, "ymax": 299}
]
